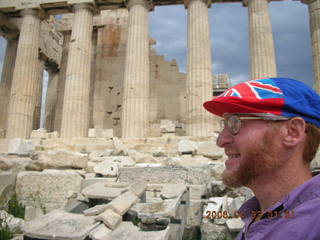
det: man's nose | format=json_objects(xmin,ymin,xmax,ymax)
[{"xmin": 216, "ymin": 128, "xmax": 233, "ymax": 147}]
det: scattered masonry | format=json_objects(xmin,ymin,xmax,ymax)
[{"xmin": 1, "ymin": 130, "xmax": 320, "ymax": 239}]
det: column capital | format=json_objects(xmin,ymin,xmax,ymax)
[
  {"xmin": 184, "ymin": 0, "xmax": 212, "ymax": 8},
  {"xmin": 21, "ymin": 8, "xmax": 46, "ymax": 20},
  {"xmin": 125, "ymin": 0, "xmax": 154, "ymax": 11},
  {"xmin": 242, "ymin": 0, "xmax": 273, "ymax": 7},
  {"xmin": 71, "ymin": 3, "xmax": 99, "ymax": 14}
]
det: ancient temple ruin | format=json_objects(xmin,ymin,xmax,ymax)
[{"xmin": 0, "ymin": 0, "xmax": 320, "ymax": 239}]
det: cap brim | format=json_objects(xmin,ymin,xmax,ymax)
[{"xmin": 203, "ymin": 97, "xmax": 283, "ymax": 117}]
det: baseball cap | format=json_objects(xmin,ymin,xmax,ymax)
[{"xmin": 203, "ymin": 77, "xmax": 320, "ymax": 127}]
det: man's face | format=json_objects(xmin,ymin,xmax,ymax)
[{"xmin": 217, "ymin": 117, "xmax": 284, "ymax": 187}]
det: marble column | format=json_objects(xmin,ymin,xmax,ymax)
[
  {"xmin": 54, "ymin": 32, "xmax": 70, "ymax": 133},
  {"xmin": 60, "ymin": 4, "xmax": 93, "ymax": 138},
  {"xmin": 6, "ymin": 9, "xmax": 41, "ymax": 139},
  {"xmin": 185, "ymin": 0, "xmax": 214, "ymax": 137},
  {"xmin": 93, "ymin": 28, "xmax": 106, "ymax": 130},
  {"xmin": 302, "ymin": 0, "xmax": 320, "ymax": 92},
  {"xmin": 244, "ymin": 0, "xmax": 277, "ymax": 79},
  {"xmin": 121, "ymin": 0, "xmax": 151, "ymax": 138},
  {"xmin": 33, "ymin": 58, "xmax": 44, "ymax": 130},
  {"xmin": 0, "ymin": 37, "xmax": 18, "ymax": 132},
  {"xmin": 44, "ymin": 67, "xmax": 59, "ymax": 132}
]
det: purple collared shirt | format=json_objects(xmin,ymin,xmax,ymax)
[{"xmin": 236, "ymin": 174, "xmax": 320, "ymax": 240}]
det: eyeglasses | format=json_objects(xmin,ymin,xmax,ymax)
[{"xmin": 220, "ymin": 113, "xmax": 290, "ymax": 135}]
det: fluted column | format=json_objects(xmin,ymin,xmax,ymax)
[
  {"xmin": 60, "ymin": 4, "xmax": 93, "ymax": 138},
  {"xmin": 45, "ymin": 67, "xmax": 59, "ymax": 132},
  {"xmin": 302, "ymin": 0, "xmax": 320, "ymax": 92},
  {"xmin": 33, "ymin": 58, "xmax": 44, "ymax": 130},
  {"xmin": 93, "ymin": 28, "xmax": 105, "ymax": 129},
  {"xmin": 54, "ymin": 32, "xmax": 70, "ymax": 133},
  {"xmin": 121, "ymin": 0, "xmax": 151, "ymax": 138},
  {"xmin": 185, "ymin": 0, "xmax": 214, "ymax": 136},
  {"xmin": 244, "ymin": 0, "xmax": 277, "ymax": 79},
  {"xmin": 6, "ymin": 9, "xmax": 41, "ymax": 139},
  {"xmin": 0, "ymin": 37, "xmax": 18, "ymax": 132}
]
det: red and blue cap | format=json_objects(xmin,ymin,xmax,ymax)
[{"xmin": 203, "ymin": 77, "xmax": 320, "ymax": 127}]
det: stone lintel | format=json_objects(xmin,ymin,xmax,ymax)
[{"xmin": 56, "ymin": 15, "xmax": 106, "ymax": 32}]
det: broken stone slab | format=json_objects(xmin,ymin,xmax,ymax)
[
  {"xmin": 93, "ymin": 160, "xmax": 119, "ymax": 177},
  {"xmin": 64, "ymin": 199, "xmax": 88, "ymax": 213},
  {"xmin": 30, "ymin": 129, "xmax": 48, "ymax": 139},
  {"xmin": 103, "ymin": 221, "xmax": 170, "ymax": 240},
  {"xmin": 81, "ymin": 177, "xmax": 116, "ymax": 190},
  {"xmin": 196, "ymin": 141, "xmax": 224, "ymax": 160},
  {"xmin": 82, "ymin": 181, "xmax": 127, "ymax": 200},
  {"xmin": 129, "ymin": 150, "xmax": 159, "ymax": 163},
  {"xmin": 38, "ymin": 149, "xmax": 88, "ymax": 169},
  {"xmin": 89, "ymin": 224, "xmax": 112, "ymax": 240},
  {"xmin": 105, "ymin": 182, "xmax": 130, "ymax": 188},
  {"xmin": 112, "ymin": 137, "xmax": 128, "ymax": 156},
  {"xmin": 135, "ymin": 163, "xmax": 162, "ymax": 167},
  {"xmin": 89, "ymin": 150, "xmax": 113, "ymax": 161},
  {"xmin": 119, "ymin": 166, "xmax": 211, "ymax": 185},
  {"xmin": 23, "ymin": 209, "xmax": 99, "ymax": 240},
  {"xmin": 16, "ymin": 170, "xmax": 83, "ymax": 212},
  {"xmin": 226, "ymin": 218, "xmax": 245, "ymax": 232},
  {"xmin": 160, "ymin": 183, "xmax": 186, "ymax": 200},
  {"xmin": 131, "ymin": 197, "xmax": 180, "ymax": 223},
  {"xmin": 127, "ymin": 181, "xmax": 147, "ymax": 198},
  {"xmin": 105, "ymin": 191, "xmax": 139, "ymax": 216},
  {"xmin": 84, "ymin": 204, "xmax": 108, "ymax": 216},
  {"xmin": 177, "ymin": 139, "xmax": 197, "ymax": 155},
  {"xmin": 95, "ymin": 209, "xmax": 122, "ymax": 230},
  {"xmin": 8, "ymin": 138, "xmax": 35, "ymax": 156}
]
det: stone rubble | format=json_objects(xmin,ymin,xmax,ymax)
[{"xmin": 0, "ymin": 135, "xmax": 257, "ymax": 239}]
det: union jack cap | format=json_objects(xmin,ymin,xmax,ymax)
[{"xmin": 203, "ymin": 78, "xmax": 320, "ymax": 127}]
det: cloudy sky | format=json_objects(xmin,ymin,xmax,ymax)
[
  {"xmin": 149, "ymin": 0, "xmax": 313, "ymax": 87},
  {"xmin": 0, "ymin": 0, "xmax": 313, "ymax": 89}
]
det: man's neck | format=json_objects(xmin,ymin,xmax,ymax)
[{"xmin": 247, "ymin": 165, "xmax": 312, "ymax": 212}]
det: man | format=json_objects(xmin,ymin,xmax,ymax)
[{"xmin": 203, "ymin": 77, "xmax": 320, "ymax": 239}]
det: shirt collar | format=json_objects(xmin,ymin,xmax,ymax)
[{"xmin": 238, "ymin": 174, "xmax": 320, "ymax": 222}]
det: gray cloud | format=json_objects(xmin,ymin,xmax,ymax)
[{"xmin": 150, "ymin": 0, "xmax": 313, "ymax": 87}]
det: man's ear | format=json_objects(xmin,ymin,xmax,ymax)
[{"xmin": 282, "ymin": 117, "xmax": 306, "ymax": 147}]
